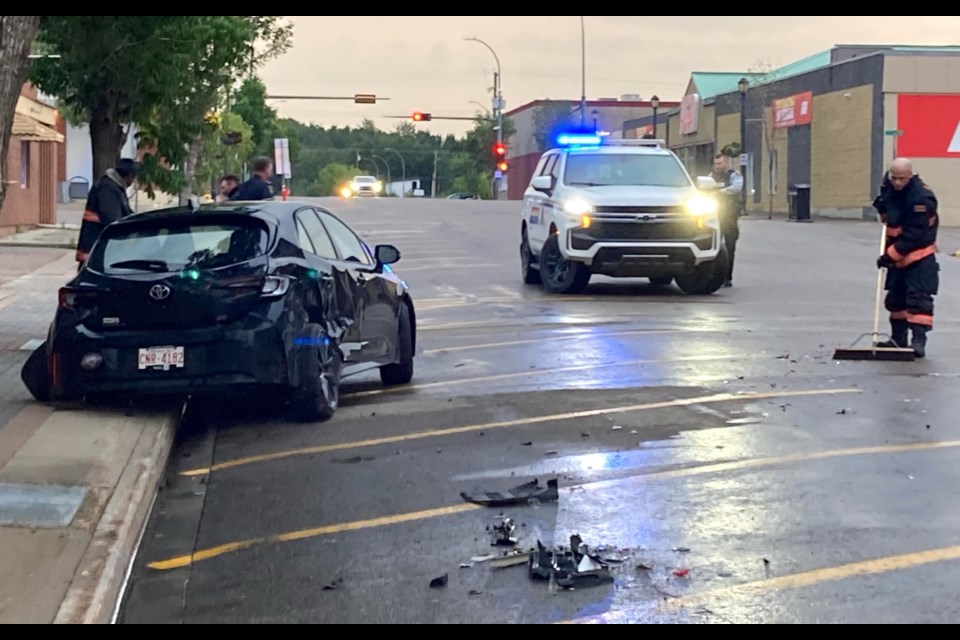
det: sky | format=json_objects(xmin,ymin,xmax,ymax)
[{"xmin": 259, "ymin": 15, "xmax": 960, "ymax": 138}]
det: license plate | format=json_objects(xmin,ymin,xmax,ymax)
[{"xmin": 138, "ymin": 346, "xmax": 185, "ymax": 370}]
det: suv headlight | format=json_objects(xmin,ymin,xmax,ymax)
[
  {"xmin": 564, "ymin": 198, "xmax": 593, "ymax": 216},
  {"xmin": 686, "ymin": 194, "xmax": 718, "ymax": 216}
]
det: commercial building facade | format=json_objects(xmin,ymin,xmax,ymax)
[
  {"xmin": 0, "ymin": 83, "xmax": 64, "ymax": 236},
  {"xmin": 625, "ymin": 45, "xmax": 960, "ymax": 226}
]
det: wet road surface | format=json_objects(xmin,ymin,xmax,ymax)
[{"xmin": 118, "ymin": 197, "xmax": 960, "ymax": 623}]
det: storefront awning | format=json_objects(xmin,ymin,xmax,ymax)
[{"xmin": 12, "ymin": 113, "xmax": 64, "ymax": 143}]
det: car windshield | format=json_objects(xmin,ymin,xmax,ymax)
[
  {"xmin": 355, "ymin": 177, "xmax": 375, "ymax": 183},
  {"xmin": 87, "ymin": 217, "xmax": 270, "ymax": 274},
  {"xmin": 563, "ymin": 153, "xmax": 691, "ymax": 188}
]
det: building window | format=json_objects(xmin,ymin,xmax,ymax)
[{"xmin": 20, "ymin": 141, "xmax": 29, "ymax": 188}]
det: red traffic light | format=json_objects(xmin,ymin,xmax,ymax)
[
  {"xmin": 412, "ymin": 111, "xmax": 432, "ymax": 121},
  {"xmin": 493, "ymin": 142, "xmax": 506, "ymax": 156}
]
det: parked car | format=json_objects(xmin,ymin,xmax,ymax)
[
  {"xmin": 446, "ymin": 192, "xmax": 480, "ymax": 200},
  {"xmin": 21, "ymin": 199, "xmax": 416, "ymax": 422}
]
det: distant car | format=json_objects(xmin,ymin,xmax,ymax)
[
  {"xmin": 348, "ymin": 175, "xmax": 382, "ymax": 197},
  {"xmin": 446, "ymin": 192, "xmax": 480, "ymax": 200},
  {"xmin": 520, "ymin": 132, "xmax": 727, "ymax": 295},
  {"xmin": 21, "ymin": 200, "xmax": 416, "ymax": 422}
]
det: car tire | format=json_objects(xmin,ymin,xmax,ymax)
[
  {"xmin": 520, "ymin": 226, "xmax": 541, "ymax": 285},
  {"xmin": 380, "ymin": 301, "xmax": 414, "ymax": 386},
  {"xmin": 291, "ymin": 332, "xmax": 342, "ymax": 422},
  {"xmin": 674, "ymin": 245, "xmax": 729, "ymax": 295},
  {"xmin": 540, "ymin": 234, "xmax": 591, "ymax": 294},
  {"xmin": 21, "ymin": 344, "xmax": 51, "ymax": 403}
]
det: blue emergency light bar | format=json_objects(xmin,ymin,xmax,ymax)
[{"xmin": 556, "ymin": 132, "xmax": 602, "ymax": 146}]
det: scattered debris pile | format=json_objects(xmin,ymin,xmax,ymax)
[
  {"xmin": 460, "ymin": 478, "xmax": 559, "ymax": 507},
  {"xmin": 528, "ymin": 535, "xmax": 614, "ymax": 590}
]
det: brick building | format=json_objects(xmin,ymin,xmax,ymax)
[
  {"xmin": 503, "ymin": 97, "xmax": 680, "ymax": 200},
  {"xmin": 0, "ymin": 83, "xmax": 64, "ymax": 236},
  {"xmin": 625, "ymin": 45, "xmax": 960, "ymax": 226}
]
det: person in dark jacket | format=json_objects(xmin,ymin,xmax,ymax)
[
  {"xmin": 230, "ymin": 157, "xmax": 274, "ymax": 200},
  {"xmin": 216, "ymin": 174, "xmax": 240, "ymax": 202},
  {"xmin": 873, "ymin": 157, "xmax": 940, "ymax": 357},
  {"xmin": 75, "ymin": 158, "xmax": 138, "ymax": 269}
]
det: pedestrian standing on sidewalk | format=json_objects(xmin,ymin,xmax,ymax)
[
  {"xmin": 216, "ymin": 174, "xmax": 240, "ymax": 202},
  {"xmin": 75, "ymin": 158, "xmax": 138, "ymax": 271},
  {"xmin": 229, "ymin": 157, "xmax": 274, "ymax": 201}
]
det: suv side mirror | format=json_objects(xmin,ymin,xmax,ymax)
[
  {"xmin": 696, "ymin": 176, "xmax": 718, "ymax": 191},
  {"xmin": 375, "ymin": 244, "xmax": 401, "ymax": 266},
  {"xmin": 531, "ymin": 175, "xmax": 553, "ymax": 192}
]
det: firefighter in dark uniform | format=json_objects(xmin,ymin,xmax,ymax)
[
  {"xmin": 873, "ymin": 157, "xmax": 940, "ymax": 358},
  {"xmin": 75, "ymin": 158, "xmax": 138, "ymax": 271},
  {"xmin": 711, "ymin": 153, "xmax": 743, "ymax": 287}
]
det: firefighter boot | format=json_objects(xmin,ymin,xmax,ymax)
[
  {"xmin": 910, "ymin": 324, "xmax": 929, "ymax": 358},
  {"xmin": 878, "ymin": 319, "xmax": 909, "ymax": 348}
]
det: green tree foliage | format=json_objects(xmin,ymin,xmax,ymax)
[
  {"xmin": 231, "ymin": 77, "xmax": 283, "ymax": 159},
  {"xmin": 532, "ymin": 100, "xmax": 576, "ymax": 153},
  {"xmin": 30, "ymin": 16, "xmax": 291, "ymax": 196},
  {"xmin": 316, "ymin": 163, "xmax": 361, "ymax": 196},
  {"xmin": 194, "ymin": 112, "xmax": 254, "ymax": 195}
]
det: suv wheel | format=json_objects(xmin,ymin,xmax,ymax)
[
  {"xmin": 540, "ymin": 234, "xmax": 591, "ymax": 294},
  {"xmin": 520, "ymin": 227, "xmax": 541, "ymax": 285},
  {"xmin": 674, "ymin": 245, "xmax": 729, "ymax": 295}
]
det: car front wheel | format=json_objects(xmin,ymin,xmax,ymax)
[{"xmin": 380, "ymin": 301, "xmax": 414, "ymax": 386}]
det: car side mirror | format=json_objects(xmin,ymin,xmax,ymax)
[
  {"xmin": 531, "ymin": 175, "xmax": 553, "ymax": 192},
  {"xmin": 375, "ymin": 244, "xmax": 400, "ymax": 266},
  {"xmin": 696, "ymin": 176, "xmax": 718, "ymax": 191}
]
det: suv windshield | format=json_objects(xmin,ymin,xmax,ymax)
[
  {"xmin": 355, "ymin": 176, "xmax": 375, "ymax": 183},
  {"xmin": 563, "ymin": 153, "xmax": 691, "ymax": 188},
  {"xmin": 87, "ymin": 216, "xmax": 270, "ymax": 274}
]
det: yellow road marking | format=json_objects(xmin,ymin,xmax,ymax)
[
  {"xmin": 155, "ymin": 427, "xmax": 960, "ymax": 573},
  {"xmin": 180, "ymin": 387, "xmax": 858, "ymax": 477},
  {"xmin": 147, "ymin": 503, "xmax": 482, "ymax": 570},
  {"xmin": 344, "ymin": 353, "xmax": 763, "ymax": 398},
  {"xmin": 421, "ymin": 329, "xmax": 683, "ymax": 354},
  {"xmin": 560, "ymin": 543, "xmax": 960, "ymax": 623}
]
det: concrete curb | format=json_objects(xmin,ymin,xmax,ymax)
[
  {"xmin": 52, "ymin": 411, "xmax": 179, "ymax": 624},
  {"xmin": 0, "ymin": 242, "xmax": 76, "ymax": 250}
]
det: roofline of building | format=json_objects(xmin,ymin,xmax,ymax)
[{"xmin": 504, "ymin": 98, "xmax": 680, "ymax": 118}]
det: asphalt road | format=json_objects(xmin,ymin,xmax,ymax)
[{"xmin": 117, "ymin": 196, "xmax": 960, "ymax": 624}]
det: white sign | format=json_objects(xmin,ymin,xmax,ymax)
[
  {"xmin": 274, "ymin": 138, "xmax": 292, "ymax": 179},
  {"xmin": 739, "ymin": 153, "xmax": 749, "ymax": 166}
]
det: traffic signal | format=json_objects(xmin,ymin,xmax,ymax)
[
  {"xmin": 412, "ymin": 111, "xmax": 432, "ymax": 121},
  {"xmin": 497, "ymin": 161, "xmax": 508, "ymax": 172},
  {"xmin": 221, "ymin": 131, "xmax": 243, "ymax": 145},
  {"xmin": 354, "ymin": 94, "xmax": 376, "ymax": 104},
  {"xmin": 493, "ymin": 142, "xmax": 506, "ymax": 157}
]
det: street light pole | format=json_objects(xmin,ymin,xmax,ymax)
[
  {"xmin": 384, "ymin": 148, "xmax": 405, "ymax": 197},
  {"xmin": 738, "ymin": 77, "xmax": 749, "ymax": 216},
  {"xmin": 465, "ymin": 36, "xmax": 504, "ymax": 200},
  {"xmin": 650, "ymin": 95, "xmax": 660, "ymax": 138},
  {"xmin": 372, "ymin": 154, "xmax": 390, "ymax": 191},
  {"xmin": 580, "ymin": 16, "xmax": 587, "ymax": 126}
]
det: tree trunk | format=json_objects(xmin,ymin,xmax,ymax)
[
  {"xmin": 0, "ymin": 16, "xmax": 42, "ymax": 215},
  {"xmin": 179, "ymin": 133, "xmax": 204, "ymax": 202},
  {"xmin": 89, "ymin": 98, "xmax": 127, "ymax": 182}
]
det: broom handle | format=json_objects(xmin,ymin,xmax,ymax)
[{"xmin": 873, "ymin": 223, "xmax": 887, "ymax": 345}]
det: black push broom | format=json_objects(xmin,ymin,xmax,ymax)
[{"xmin": 833, "ymin": 223, "xmax": 916, "ymax": 361}]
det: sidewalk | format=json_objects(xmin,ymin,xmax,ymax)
[{"xmin": 0, "ymin": 246, "xmax": 178, "ymax": 624}]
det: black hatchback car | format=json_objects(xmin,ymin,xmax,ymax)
[{"xmin": 21, "ymin": 200, "xmax": 416, "ymax": 422}]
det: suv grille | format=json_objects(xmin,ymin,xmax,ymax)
[{"xmin": 571, "ymin": 213, "xmax": 713, "ymax": 250}]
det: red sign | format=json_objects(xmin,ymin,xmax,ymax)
[
  {"xmin": 679, "ymin": 93, "xmax": 700, "ymax": 135},
  {"xmin": 896, "ymin": 94, "xmax": 960, "ymax": 158},
  {"xmin": 772, "ymin": 91, "xmax": 812, "ymax": 128}
]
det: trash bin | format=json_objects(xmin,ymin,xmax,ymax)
[
  {"xmin": 794, "ymin": 183, "xmax": 811, "ymax": 222},
  {"xmin": 787, "ymin": 186, "xmax": 798, "ymax": 220}
]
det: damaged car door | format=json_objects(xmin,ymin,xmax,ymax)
[{"xmin": 294, "ymin": 208, "xmax": 362, "ymax": 349}]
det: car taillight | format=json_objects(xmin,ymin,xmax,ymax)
[
  {"xmin": 58, "ymin": 288, "xmax": 77, "ymax": 310},
  {"xmin": 261, "ymin": 276, "xmax": 290, "ymax": 298}
]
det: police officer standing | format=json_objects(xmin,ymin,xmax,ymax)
[
  {"xmin": 710, "ymin": 153, "xmax": 743, "ymax": 287},
  {"xmin": 873, "ymin": 157, "xmax": 940, "ymax": 358}
]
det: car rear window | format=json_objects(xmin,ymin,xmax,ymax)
[{"xmin": 87, "ymin": 216, "xmax": 270, "ymax": 274}]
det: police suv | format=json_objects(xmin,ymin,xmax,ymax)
[{"xmin": 519, "ymin": 132, "xmax": 727, "ymax": 295}]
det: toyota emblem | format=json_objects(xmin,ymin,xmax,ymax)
[{"xmin": 149, "ymin": 284, "xmax": 171, "ymax": 301}]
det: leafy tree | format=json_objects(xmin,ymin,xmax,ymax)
[
  {"xmin": 30, "ymin": 16, "xmax": 291, "ymax": 198},
  {"xmin": 0, "ymin": 16, "xmax": 41, "ymax": 214},
  {"xmin": 194, "ymin": 111, "xmax": 254, "ymax": 195},
  {"xmin": 531, "ymin": 101, "xmax": 576, "ymax": 153},
  {"xmin": 316, "ymin": 162, "xmax": 360, "ymax": 196},
  {"xmin": 231, "ymin": 77, "xmax": 282, "ymax": 159}
]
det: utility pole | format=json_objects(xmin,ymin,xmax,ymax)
[
  {"xmin": 431, "ymin": 149, "xmax": 439, "ymax": 198},
  {"xmin": 579, "ymin": 16, "xmax": 587, "ymax": 126}
]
